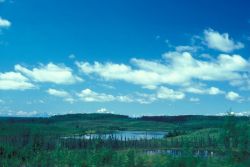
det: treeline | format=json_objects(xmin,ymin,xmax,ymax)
[
  {"xmin": 0, "ymin": 113, "xmax": 129, "ymax": 124},
  {"xmin": 140, "ymin": 115, "xmax": 250, "ymax": 130},
  {"xmin": 140, "ymin": 115, "xmax": 249, "ymax": 124},
  {"xmin": 1, "ymin": 113, "xmax": 249, "ymax": 125}
]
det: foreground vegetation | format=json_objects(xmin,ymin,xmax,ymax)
[{"xmin": 0, "ymin": 113, "xmax": 249, "ymax": 166}]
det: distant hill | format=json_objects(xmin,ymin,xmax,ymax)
[
  {"xmin": 140, "ymin": 115, "xmax": 249, "ymax": 123},
  {"xmin": 50, "ymin": 113, "xmax": 129, "ymax": 121},
  {"xmin": 0, "ymin": 113, "xmax": 249, "ymax": 125}
]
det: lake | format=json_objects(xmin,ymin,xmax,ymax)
[{"xmin": 63, "ymin": 131, "xmax": 167, "ymax": 140}]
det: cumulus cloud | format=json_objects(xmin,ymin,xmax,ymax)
[
  {"xmin": 162, "ymin": 52, "xmax": 248, "ymax": 82},
  {"xmin": 77, "ymin": 89, "xmax": 115, "ymax": 102},
  {"xmin": 0, "ymin": 17, "xmax": 11, "ymax": 28},
  {"xmin": 156, "ymin": 86, "xmax": 185, "ymax": 100},
  {"xmin": 77, "ymin": 89, "xmax": 136, "ymax": 103},
  {"xmin": 116, "ymin": 95, "xmax": 134, "ymax": 103},
  {"xmin": 76, "ymin": 61, "xmax": 160, "ymax": 87},
  {"xmin": 0, "ymin": 108, "xmax": 51, "ymax": 117},
  {"xmin": 77, "ymin": 87, "xmax": 184, "ymax": 104},
  {"xmin": 0, "ymin": 72, "xmax": 35, "ymax": 90},
  {"xmin": 77, "ymin": 52, "xmax": 249, "ymax": 88},
  {"xmin": 216, "ymin": 111, "xmax": 250, "ymax": 116},
  {"xmin": 134, "ymin": 93, "xmax": 157, "ymax": 104},
  {"xmin": 15, "ymin": 63, "xmax": 83, "ymax": 84},
  {"xmin": 204, "ymin": 28, "xmax": 244, "ymax": 52},
  {"xmin": 63, "ymin": 98, "xmax": 75, "ymax": 104},
  {"xmin": 184, "ymin": 86, "xmax": 224, "ymax": 95},
  {"xmin": 96, "ymin": 108, "xmax": 113, "ymax": 114},
  {"xmin": 47, "ymin": 88, "xmax": 75, "ymax": 103},
  {"xmin": 16, "ymin": 110, "xmax": 38, "ymax": 117},
  {"xmin": 225, "ymin": 91, "xmax": 242, "ymax": 102},
  {"xmin": 208, "ymin": 87, "xmax": 224, "ymax": 95},
  {"xmin": 47, "ymin": 88, "xmax": 70, "ymax": 97}
]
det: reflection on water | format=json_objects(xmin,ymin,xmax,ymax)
[
  {"xmin": 145, "ymin": 149, "xmax": 215, "ymax": 157},
  {"xmin": 64, "ymin": 131, "xmax": 167, "ymax": 140}
]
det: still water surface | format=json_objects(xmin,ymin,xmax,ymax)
[{"xmin": 65, "ymin": 131, "xmax": 167, "ymax": 140}]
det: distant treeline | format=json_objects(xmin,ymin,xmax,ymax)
[
  {"xmin": 0, "ymin": 113, "xmax": 129, "ymax": 124},
  {"xmin": 140, "ymin": 115, "xmax": 249, "ymax": 123},
  {"xmin": 0, "ymin": 113, "xmax": 249, "ymax": 124}
]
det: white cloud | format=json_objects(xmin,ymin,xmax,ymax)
[
  {"xmin": 189, "ymin": 97, "xmax": 200, "ymax": 102},
  {"xmin": 225, "ymin": 91, "xmax": 242, "ymax": 102},
  {"xmin": 204, "ymin": 28, "xmax": 244, "ymax": 52},
  {"xmin": 16, "ymin": 110, "xmax": 38, "ymax": 117},
  {"xmin": 0, "ymin": 72, "xmax": 35, "ymax": 90},
  {"xmin": 184, "ymin": 86, "xmax": 224, "ymax": 95},
  {"xmin": 76, "ymin": 61, "xmax": 161, "ymax": 87},
  {"xmin": 77, "ymin": 52, "xmax": 249, "ymax": 88},
  {"xmin": 77, "ymin": 89, "xmax": 135, "ymax": 103},
  {"xmin": 142, "ymin": 85, "xmax": 157, "ymax": 90},
  {"xmin": 47, "ymin": 88, "xmax": 75, "ymax": 103},
  {"xmin": 76, "ymin": 87, "xmax": 184, "ymax": 104},
  {"xmin": 63, "ymin": 97, "xmax": 75, "ymax": 104},
  {"xmin": 162, "ymin": 52, "xmax": 248, "ymax": 82},
  {"xmin": 200, "ymin": 53, "xmax": 214, "ymax": 60},
  {"xmin": 134, "ymin": 93, "xmax": 157, "ymax": 104},
  {"xmin": 98, "ymin": 83, "xmax": 116, "ymax": 90},
  {"xmin": 26, "ymin": 99, "xmax": 45, "ymax": 105},
  {"xmin": 15, "ymin": 63, "xmax": 83, "ymax": 84},
  {"xmin": 175, "ymin": 45, "xmax": 199, "ymax": 52},
  {"xmin": 116, "ymin": 95, "xmax": 134, "ymax": 103},
  {"xmin": 96, "ymin": 108, "xmax": 113, "ymax": 114},
  {"xmin": 156, "ymin": 86, "xmax": 185, "ymax": 100},
  {"xmin": 230, "ymin": 73, "xmax": 250, "ymax": 90},
  {"xmin": 216, "ymin": 111, "xmax": 250, "ymax": 116},
  {"xmin": 0, "ymin": 17, "xmax": 11, "ymax": 28},
  {"xmin": 77, "ymin": 89, "xmax": 115, "ymax": 102},
  {"xmin": 47, "ymin": 88, "xmax": 70, "ymax": 97},
  {"xmin": 232, "ymin": 111, "xmax": 249, "ymax": 116},
  {"xmin": 208, "ymin": 87, "xmax": 224, "ymax": 95}
]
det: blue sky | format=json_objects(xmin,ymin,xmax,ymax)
[{"xmin": 0, "ymin": 0, "xmax": 250, "ymax": 117}]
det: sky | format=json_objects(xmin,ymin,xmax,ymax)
[{"xmin": 0, "ymin": 0, "xmax": 250, "ymax": 117}]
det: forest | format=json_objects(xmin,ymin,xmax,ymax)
[{"xmin": 0, "ymin": 113, "xmax": 249, "ymax": 166}]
